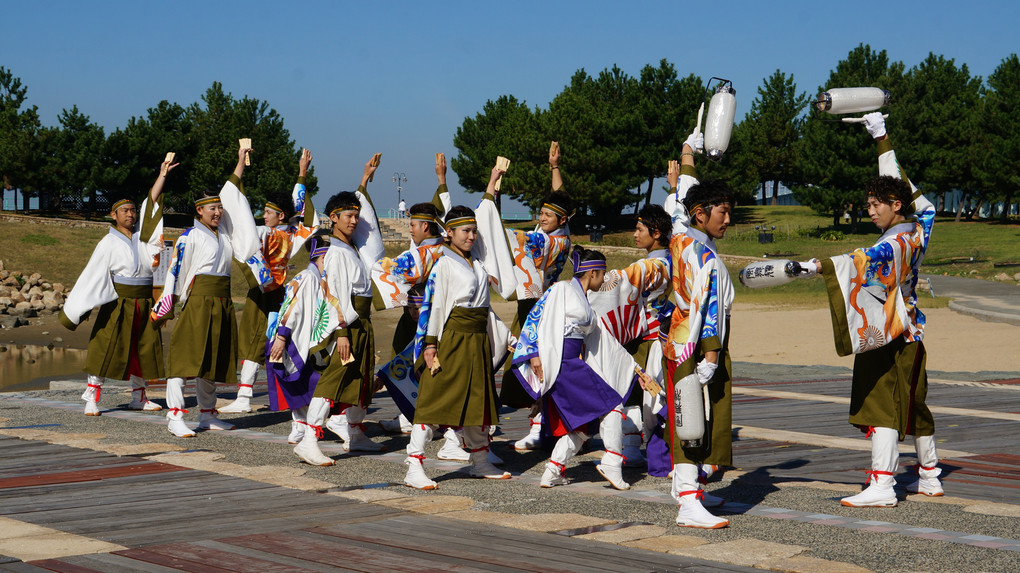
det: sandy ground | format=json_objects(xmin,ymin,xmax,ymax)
[
  {"xmin": 729, "ymin": 304, "xmax": 1020, "ymax": 374},
  {"xmin": 2, "ymin": 300, "xmax": 1017, "ymax": 391}
]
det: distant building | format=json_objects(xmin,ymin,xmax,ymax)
[{"xmin": 755, "ymin": 181, "xmax": 800, "ymax": 206}]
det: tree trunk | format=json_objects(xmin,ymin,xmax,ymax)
[
  {"xmin": 86, "ymin": 189, "xmax": 96, "ymax": 221},
  {"xmin": 954, "ymin": 192, "xmax": 966, "ymax": 223},
  {"xmin": 833, "ymin": 208, "xmax": 840, "ymax": 227},
  {"xmin": 967, "ymin": 197, "xmax": 984, "ymax": 221},
  {"xmin": 760, "ymin": 183, "xmax": 767, "ymax": 206},
  {"xmin": 1001, "ymin": 192, "xmax": 1013, "ymax": 223},
  {"xmin": 644, "ymin": 175, "xmax": 654, "ymax": 207},
  {"xmin": 771, "ymin": 180, "xmax": 779, "ymax": 206}
]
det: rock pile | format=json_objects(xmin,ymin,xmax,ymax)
[{"xmin": 0, "ymin": 260, "xmax": 66, "ymax": 329}]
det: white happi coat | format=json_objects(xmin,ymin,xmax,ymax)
[{"xmin": 63, "ymin": 198, "xmax": 163, "ymax": 325}]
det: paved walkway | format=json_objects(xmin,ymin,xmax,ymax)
[
  {"xmin": 921, "ymin": 273, "xmax": 1020, "ymax": 325},
  {"xmin": 2, "ymin": 366, "xmax": 1019, "ymax": 572}
]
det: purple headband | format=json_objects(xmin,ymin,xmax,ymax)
[{"xmin": 571, "ymin": 249, "xmax": 607, "ymax": 274}]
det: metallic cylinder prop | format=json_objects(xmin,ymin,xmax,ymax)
[
  {"xmin": 704, "ymin": 84, "xmax": 737, "ymax": 162},
  {"xmin": 673, "ymin": 373, "xmax": 706, "ymax": 441},
  {"xmin": 815, "ymin": 87, "xmax": 891, "ymax": 115}
]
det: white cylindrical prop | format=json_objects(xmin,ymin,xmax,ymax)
[
  {"xmin": 673, "ymin": 373, "xmax": 705, "ymax": 441},
  {"xmin": 738, "ymin": 260, "xmax": 816, "ymax": 289},
  {"xmin": 704, "ymin": 84, "xmax": 736, "ymax": 162},
  {"xmin": 815, "ymin": 87, "xmax": 891, "ymax": 115}
]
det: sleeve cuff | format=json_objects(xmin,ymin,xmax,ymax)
[
  {"xmin": 297, "ymin": 176, "xmax": 306, "ymax": 185},
  {"xmin": 424, "ymin": 335, "xmax": 439, "ymax": 346},
  {"xmin": 680, "ymin": 164, "xmax": 698, "ymax": 178},
  {"xmin": 876, "ymin": 139, "xmax": 894, "ymax": 156},
  {"xmin": 700, "ymin": 335, "xmax": 722, "ymax": 353},
  {"xmin": 276, "ymin": 325, "xmax": 292, "ymax": 339},
  {"xmin": 58, "ymin": 310, "xmax": 78, "ymax": 331},
  {"xmin": 228, "ymin": 174, "xmax": 241, "ymax": 187}
]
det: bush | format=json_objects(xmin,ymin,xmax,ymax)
[{"xmin": 819, "ymin": 230, "xmax": 846, "ymax": 241}]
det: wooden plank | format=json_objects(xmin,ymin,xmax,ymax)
[
  {"xmin": 0, "ymin": 462, "xmax": 185, "ymax": 489},
  {"xmin": 23, "ymin": 559, "xmax": 103, "ymax": 573},
  {"xmin": 219, "ymin": 531, "xmax": 488, "ymax": 573},
  {"xmin": 54, "ymin": 553, "xmax": 193, "ymax": 573},
  {"xmin": 140, "ymin": 542, "xmax": 327, "ymax": 573},
  {"xmin": 0, "ymin": 564, "xmax": 55, "ymax": 572},
  {"xmin": 111, "ymin": 548, "xmax": 233, "ymax": 573},
  {"xmin": 192, "ymin": 540, "xmax": 359, "ymax": 573}
]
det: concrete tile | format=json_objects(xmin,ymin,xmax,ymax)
[
  {"xmin": 329, "ymin": 489, "xmax": 409, "ymax": 503},
  {"xmin": 576, "ymin": 524, "xmax": 667, "ymax": 543},
  {"xmin": 621, "ymin": 535, "xmax": 708, "ymax": 552},
  {"xmin": 102, "ymin": 442, "xmax": 184, "ymax": 456},
  {"xmin": 963, "ymin": 502, "xmax": 1020, "ymax": 517},
  {"xmin": 443, "ymin": 510, "xmax": 615, "ymax": 532},
  {"xmin": 0, "ymin": 517, "xmax": 125, "ymax": 561},
  {"xmin": 0, "ymin": 428, "xmax": 107, "ymax": 450},
  {"xmin": 673, "ymin": 538, "xmax": 807, "ymax": 566},
  {"xmin": 376, "ymin": 495, "xmax": 475, "ymax": 514},
  {"xmin": 763, "ymin": 555, "xmax": 874, "ymax": 573}
]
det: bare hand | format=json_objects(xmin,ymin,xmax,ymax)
[
  {"xmin": 337, "ymin": 336, "xmax": 351, "ymax": 363},
  {"xmin": 299, "ymin": 148, "xmax": 312, "ymax": 176},
  {"xmin": 160, "ymin": 159, "xmax": 179, "ymax": 178},
  {"xmin": 435, "ymin": 153, "xmax": 447, "ymax": 184},
  {"xmin": 666, "ymin": 159, "xmax": 679, "ymax": 189},
  {"xmin": 530, "ymin": 356, "xmax": 544, "ymax": 381},
  {"xmin": 238, "ymin": 142, "xmax": 253, "ymax": 164},
  {"xmin": 423, "ymin": 346, "xmax": 437, "ymax": 370},
  {"xmin": 372, "ymin": 375, "xmax": 385, "ymax": 393},
  {"xmin": 549, "ymin": 141, "xmax": 561, "ymax": 167},
  {"xmin": 488, "ymin": 165, "xmax": 506, "ymax": 196},
  {"xmin": 363, "ymin": 156, "xmax": 379, "ymax": 180},
  {"xmin": 269, "ymin": 336, "xmax": 286, "ymax": 362}
]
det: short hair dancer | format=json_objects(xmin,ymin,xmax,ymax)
[
  {"xmin": 61, "ymin": 156, "xmax": 176, "ymax": 415},
  {"xmin": 292, "ymin": 155, "xmax": 386, "ymax": 465},
  {"xmin": 662, "ymin": 131, "xmax": 736, "ymax": 528},
  {"xmin": 814, "ymin": 112, "xmax": 941, "ymax": 507},
  {"xmin": 222, "ymin": 148, "xmax": 318, "ymax": 414},
  {"xmin": 512, "ymin": 246, "xmax": 648, "ymax": 488}
]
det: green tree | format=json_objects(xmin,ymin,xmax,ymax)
[
  {"xmin": 50, "ymin": 106, "xmax": 107, "ymax": 218},
  {"xmin": 451, "ymin": 94, "xmax": 547, "ymax": 209},
  {"xmin": 544, "ymin": 66, "xmax": 645, "ymax": 216},
  {"xmin": 633, "ymin": 60, "xmax": 703, "ymax": 208},
  {"xmin": 0, "ymin": 67, "xmax": 44, "ymax": 212},
  {"xmin": 975, "ymin": 54, "xmax": 1020, "ymax": 222},
  {"xmin": 794, "ymin": 44, "xmax": 905, "ymax": 226},
  {"xmin": 895, "ymin": 53, "xmax": 982, "ymax": 215},
  {"xmin": 106, "ymin": 100, "xmax": 195, "ymax": 207},
  {"xmin": 739, "ymin": 70, "xmax": 809, "ymax": 206}
]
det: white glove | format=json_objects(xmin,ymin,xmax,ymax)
[
  {"xmin": 695, "ymin": 359, "xmax": 717, "ymax": 386},
  {"xmin": 684, "ymin": 131, "xmax": 704, "ymax": 154},
  {"xmin": 862, "ymin": 111, "xmax": 886, "ymax": 139},
  {"xmin": 798, "ymin": 260, "xmax": 819, "ymax": 278}
]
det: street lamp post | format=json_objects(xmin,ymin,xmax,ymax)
[{"xmin": 393, "ymin": 172, "xmax": 407, "ymax": 218}]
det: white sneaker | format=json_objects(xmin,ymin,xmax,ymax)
[
  {"xmin": 701, "ymin": 491, "xmax": 725, "ymax": 508},
  {"xmin": 128, "ymin": 399, "xmax": 162, "ymax": 411},
  {"xmin": 595, "ymin": 463, "xmax": 631, "ymax": 491},
  {"xmin": 841, "ymin": 482, "xmax": 898, "ymax": 507},
  {"xmin": 514, "ymin": 424, "xmax": 542, "ymax": 451},
  {"xmin": 287, "ymin": 422, "xmax": 305, "ymax": 444},
  {"xmin": 540, "ymin": 465, "xmax": 568, "ymax": 488},
  {"xmin": 294, "ymin": 437, "xmax": 335, "ymax": 466},
  {"xmin": 675, "ymin": 496, "xmax": 729, "ymax": 529},
  {"xmin": 404, "ymin": 457, "xmax": 438, "ymax": 490},
  {"xmin": 906, "ymin": 476, "xmax": 944, "ymax": 497},
  {"xmin": 168, "ymin": 419, "xmax": 196, "ymax": 438},
  {"xmin": 469, "ymin": 451, "xmax": 510, "ymax": 479},
  {"xmin": 379, "ymin": 417, "xmax": 412, "ymax": 434},
  {"xmin": 84, "ymin": 401, "xmax": 101, "ymax": 416},
  {"xmin": 343, "ymin": 426, "xmax": 386, "ymax": 452},
  {"xmin": 196, "ymin": 414, "xmax": 235, "ymax": 431},
  {"xmin": 217, "ymin": 396, "xmax": 251, "ymax": 414},
  {"xmin": 325, "ymin": 414, "xmax": 349, "ymax": 442},
  {"xmin": 488, "ymin": 449, "xmax": 504, "ymax": 466},
  {"xmin": 437, "ymin": 439, "xmax": 471, "ymax": 462}
]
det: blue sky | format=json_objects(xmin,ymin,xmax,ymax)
[{"xmin": 5, "ymin": 1, "xmax": 1017, "ymax": 215}]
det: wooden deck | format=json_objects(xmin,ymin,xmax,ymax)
[{"xmin": 0, "ymin": 436, "xmax": 753, "ymax": 572}]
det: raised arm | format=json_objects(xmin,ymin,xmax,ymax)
[
  {"xmin": 149, "ymin": 155, "xmax": 179, "ymax": 204},
  {"xmin": 233, "ymin": 140, "xmax": 251, "ymax": 183},
  {"xmin": 549, "ymin": 141, "xmax": 563, "ymax": 191},
  {"xmin": 432, "ymin": 153, "xmax": 451, "ymax": 217}
]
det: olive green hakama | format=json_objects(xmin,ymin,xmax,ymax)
[
  {"xmin": 665, "ymin": 335, "xmax": 733, "ymax": 467},
  {"xmin": 168, "ymin": 275, "xmax": 237, "ymax": 382},
  {"xmin": 499, "ymin": 298, "xmax": 538, "ymax": 408},
  {"xmin": 237, "ymin": 285, "xmax": 285, "ymax": 364},
  {"xmin": 314, "ymin": 295, "xmax": 375, "ymax": 408},
  {"xmin": 80, "ymin": 283, "xmax": 164, "ymax": 380},
  {"xmin": 392, "ymin": 306, "xmax": 417, "ymax": 354},
  {"xmin": 850, "ymin": 337, "xmax": 934, "ymax": 440},
  {"xmin": 415, "ymin": 306, "xmax": 499, "ymax": 427}
]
